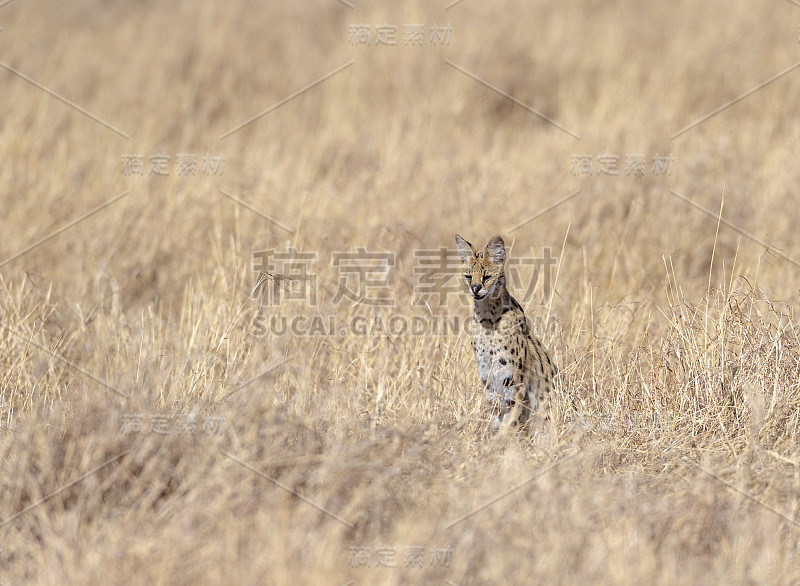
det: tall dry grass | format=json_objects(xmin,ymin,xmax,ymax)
[{"xmin": 2, "ymin": 0, "xmax": 800, "ymax": 583}]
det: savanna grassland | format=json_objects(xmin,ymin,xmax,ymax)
[{"xmin": 2, "ymin": 1, "xmax": 800, "ymax": 583}]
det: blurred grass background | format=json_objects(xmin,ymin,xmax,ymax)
[{"xmin": 2, "ymin": 0, "xmax": 800, "ymax": 583}]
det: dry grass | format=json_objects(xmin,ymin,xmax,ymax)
[{"xmin": 2, "ymin": 1, "xmax": 800, "ymax": 583}]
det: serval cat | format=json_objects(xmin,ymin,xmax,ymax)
[{"xmin": 455, "ymin": 234, "xmax": 556, "ymax": 431}]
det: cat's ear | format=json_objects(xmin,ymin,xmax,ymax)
[
  {"xmin": 455, "ymin": 234, "xmax": 475, "ymax": 265},
  {"xmin": 486, "ymin": 235, "xmax": 506, "ymax": 264}
]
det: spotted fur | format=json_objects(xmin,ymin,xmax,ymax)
[{"xmin": 455, "ymin": 234, "xmax": 556, "ymax": 430}]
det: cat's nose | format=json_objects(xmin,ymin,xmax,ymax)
[{"xmin": 471, "ymin": 284, "xmax": 481, "ymax": 296}]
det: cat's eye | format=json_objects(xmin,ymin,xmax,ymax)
[
  {"xmin": 482, "ymin": 275, "xmax": 489, "ymax": 284},
  {"xmin": 463, "ymin": 274, "xmax": 471, "ymax": 281}
]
